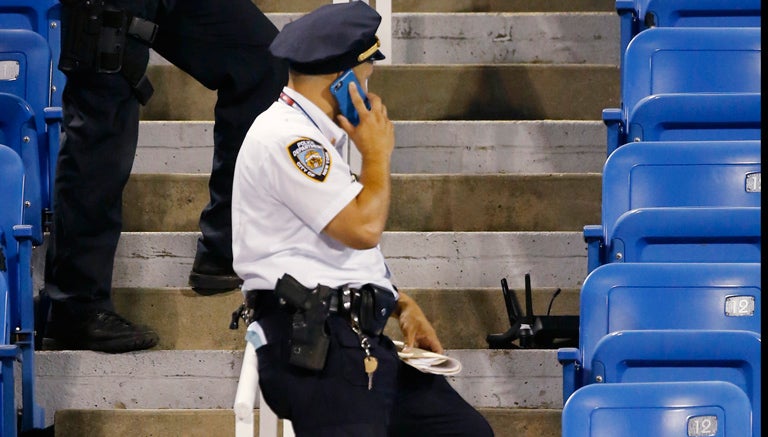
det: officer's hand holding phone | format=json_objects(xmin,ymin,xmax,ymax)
[
  {"xmin": 335, "ymin": 75, "xmax": 394, "ymax": 161},
  {"xmin": 331, "ymin": 69, "xmax": 370, "ymax": 126}
]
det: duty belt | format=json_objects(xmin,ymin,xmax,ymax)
[
  {"xmin": 232, "ymin": 275, "xmax": 396, "ymax": 371},
  {"xmin": 232, "ymin": 278, "xmax": 396, "ymax": 337}
]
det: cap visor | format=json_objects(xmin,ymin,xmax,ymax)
[{"xmin": 370, "ymin": 50, "xmax": 385, "ymax": 61}]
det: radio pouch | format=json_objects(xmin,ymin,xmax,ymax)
[{"xmin": 355, "ymin": 284, "xmax": 396, "ymax": 336}]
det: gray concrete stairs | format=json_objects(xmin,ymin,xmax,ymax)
[{"xmin": 35, "ymin": 0, "xmax": 619, "ymax": 435}]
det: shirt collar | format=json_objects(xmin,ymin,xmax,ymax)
[{"xmin": 281, "ymin": 86, "xmax": 348, "ymax": 153}]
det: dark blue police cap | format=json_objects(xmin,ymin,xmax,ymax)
[{"xmin": 269, "ymin": 2, "xmax": 386, "ymax": 75}]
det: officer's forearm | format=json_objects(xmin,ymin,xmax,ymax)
[
  {"xmin": 322, "ymin": 150, "xmax": 391, "ymax": 249},
  {"xmin": 355, "ymin": 151, "xmax": 392, "ymax": 236}
]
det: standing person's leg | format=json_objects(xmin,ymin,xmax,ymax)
[
  {"xmin": 153, "ymin": 0, "xmax": 288, "ymax": 294},
  {"xmin": 43, "ymin": 0, "xmax": 160, "ymax": 353},
  {"xmin": 389, "ymin": 364, "xmax": 495, "ymax": 436}
]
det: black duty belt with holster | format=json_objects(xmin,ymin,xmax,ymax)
[
  {"xmin": 231, "ymin": 274, "xmax": 397, "ymax": 372},
  {"xmin": 59, "ymin": 0, "xmax": 158, "ymax": 104}
]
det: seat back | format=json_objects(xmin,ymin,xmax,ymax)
[
  {"xmin": 0, "ymin": 29, "xmax": 50, "ymax": 133},
  {"xmin": 615, "ymin": 0, "xmax": 761, "ymax": 90},
  {"xmin": 0, "ymin": 93, "xmax": 43, "ymax": 245},
  {"xmin": 627, "ymin": 0, "xmax": 762, "ymax": 33},
  {"xmin": 626, "ymin": 93, "xmax": 761, "ymax": 143},
  {"xmin": 578, "ymin": 263, "xmax": 761, "ymax": 387},
  {"xmin": 563, "ymin": 380, "xmax": 753, "ymax": 437},
  {"xmin": 591, "ymin": 329, "xmax": 761, "ymax": 436},
  {"xmin": 0, "ymin": 0, "xmax": 63, "ymax": 106},
  {"xmin": 609, "ymin": 207, "xmax": 761, "ymax": 264},
  {"xmin": 622, "ymin": 27, "xmax": 760, "ymax": 123},
  {"xmin": 600, "ymin": 140, "xmax": 761, "ymax": 249},
  {"xmin": 604, "ymin": 26, "xmax": 761, "ymax": 153}
]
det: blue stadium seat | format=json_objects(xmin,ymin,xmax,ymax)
[
  {"xmin": 0, "ymin": 2, "xmax": 64, "ymax": 226},
  {"xmin": 558, "ymin": 262, "xmax": 760, "ymax": 400},
  {"xmin": 0, "ymin": 143, "xmax": 44, "ymax": 436},
  {"xmin": 0, "ymin": 28, "xmax": 60, "ymax": 243},
  {"xmin": 0, "ymin": 2, "xmax": 64, "ymax": 230},
  {"xmin": 0, "ymin": 92, "xmax": 43, "ymax": 245},
  {"xmin": 615, "ymin": 0, "xmax": 762, "ymax": 71},
  {"xmin": 0, "ymin": 0, "xmax": 63, "ymax": 107},
  {"xmin": 606, "ymin": 207, "xmax": 760, "ymax": 265},
  {"xmin": 604, "ymin": 27, "xmax": 761, "ymax": 154},
  {"xmin": 591, "ymin": 330, "xmax": 761, "ymax": 437},
  {"xmin": 623, "ymin": 93, "xmax": 761, "ymax": 143},
  {"xmin": 563, "ymin": 381, "xmax": 753, "ymax": 437},
  {"xmin": 584, "ymin": 140, "xmax": 761, "ymax": 272}
]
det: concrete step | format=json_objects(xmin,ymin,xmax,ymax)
[
  {"xmin": 151, "ymin": 12, "xmax": 619, "ymax": 66},
  {"xmin": 122, "ymin": 173, "xmax": 601, "ymax": 232},
  {"xmin": 253, "ymin": 0, "xmax": 613, "ymax": 13},
  {"xmin": 31, "ymin": 231, "xmax": 587, "ymax": 291},
  {"xmin": 54, "ymin": 408, "xmax": 562, "ymax": 437},
  {"xmin": 141, "ymin": 64, "xmax": 619, "ymax": 121},
  {"xmin": 36, "ymin": 349, "xmax": 564, "ymax": 426},
  {"xmin": 135, "ymin": 120, "xmax": 607, "ymax": 174},
  {"xmin": 105, "ymin": 286, "xmax": 578, "ymax": 350},
  {"xmin": 89, "ymin": 231, "xmax": 584, "ymax": 289}
]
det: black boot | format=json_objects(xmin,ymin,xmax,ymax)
[
  {"xmin": 188, "ymin": 250, "xmax": 242, "ymax": 295},
  {"xmin": 43, "ymin": 308, "xmax": 159, "ymax": 353}
]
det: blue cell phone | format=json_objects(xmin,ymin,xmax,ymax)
[{"xmin": 330, "ymin": 69, "xmax": 370, "ymax": 126}]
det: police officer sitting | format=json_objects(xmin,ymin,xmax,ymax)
[{"xmin": 232, "ymin": 2, "xmax": 494, "ymax": 436}]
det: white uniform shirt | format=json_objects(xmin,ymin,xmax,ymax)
[{"xmin": 232, "ymin": 86, "xmax": 394, "ymax": 294}]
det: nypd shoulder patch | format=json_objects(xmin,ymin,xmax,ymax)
[{"xmin": 287, "ymin": 138, "xmax": 331, "ymax": 182}]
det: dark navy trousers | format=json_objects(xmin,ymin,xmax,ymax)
[
  {"xmin": 251, "ymin": 292, "xmax": 495, "ymax": 437},
  {"xmin": 44, "ymin": 0, "xmax": 287, "ymax": 309}
]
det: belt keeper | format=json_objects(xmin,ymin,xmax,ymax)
[{"xmin": 128, "ymin": 16, "xmax": 158, "ymax": 44}]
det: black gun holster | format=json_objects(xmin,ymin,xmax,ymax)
[
  {"xmin": 274, "ymin": 274, "xmax": 333, "ymax": 371},
  {"xmin": 59, "ymin": 0, "xmax": 158, "ymax": 104}
]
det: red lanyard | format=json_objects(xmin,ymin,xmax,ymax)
[{"xmin": 280, "ymin": 91, "xmax": 320, "ymax": 130}]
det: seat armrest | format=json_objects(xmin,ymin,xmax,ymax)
[
  {"xmin": 43, "ymin": 106, "xmax": 63, "ymax": 122},
  {"xmin": 558, "ymin": 347, "xmax": 582, "ymax": 402},
  {"xmin": 602, "ymin": 108, "xmax": 623, "ymax": 156},
  {"xmin": 583, "ymin": 225, "xmax": 604, "ymax": 274}
]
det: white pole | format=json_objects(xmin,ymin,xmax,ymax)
[
  {"xmin": 235, "ymin": 323, "xmax": 291, "ymax": 437},
  {"xmin": 376, "ymin": 0, "xmax": 392, "ymax": 65},
  {"xmin": 234, "ymin": 341, "xmax": 258, "ymax": 437}
]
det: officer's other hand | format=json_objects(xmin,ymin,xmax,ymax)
[
  {"xmin": 337, "ymin": 82, "xmax": 394, "ymax": 160},
  {"xmin": 395, "ymin": 293, "xmax": 444, "ymax": 354}
]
